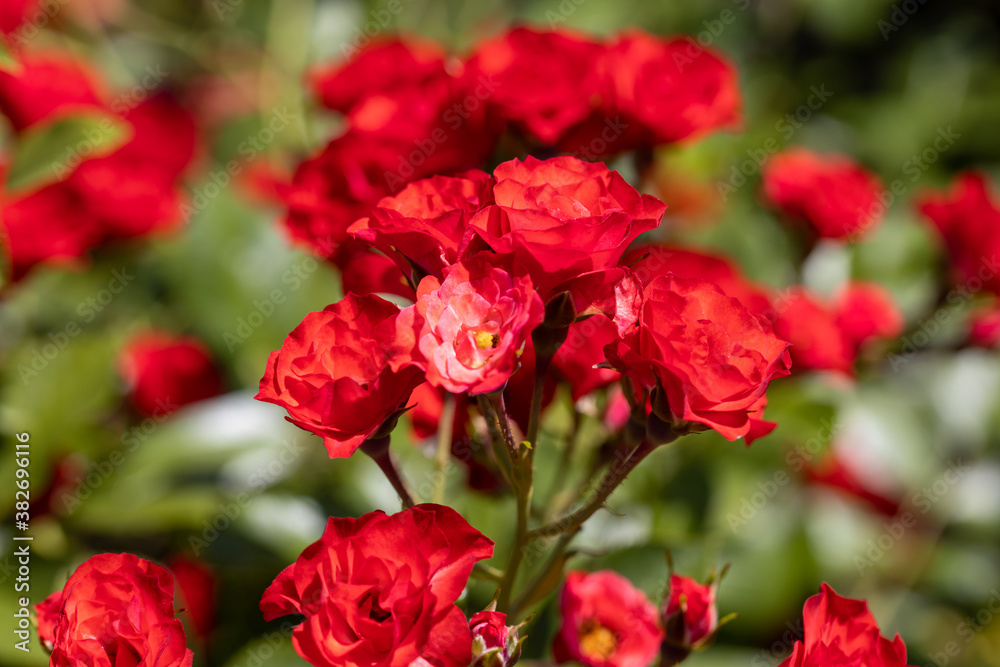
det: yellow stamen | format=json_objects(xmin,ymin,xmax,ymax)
[
  {"xmin": 475, "ymin": 331, "xmax": 500, "ymax": 350},
  {"xmin": 579, "ymin": 620, "xmax": 617, "ymax": 661}
]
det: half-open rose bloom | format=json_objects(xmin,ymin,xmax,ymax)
[
  {"xmin": 465, "ymin": 27, "xmax": 603, "ymax": 146},
  {"xmin": 917, "ymin": 172, "xmax": 1000, "ymax": 294},
  {"xmin": 256, "ymin": 293, "xmax": 423, "ymax": 457},
  {"xmin": 349, "ymin": 170, "xmax": 495, "ymax": 280},
  {"xmin": 260, "ymin": 504, "xmax": 494, "ymax": 667},
  {"xmin": 608, "ymin": 275, "xmax": 791, "ymax": 441},
  {"xmin": 779, "ymin": 584, "xmax": 915, "ymax": 667},
  {"xmin": 553, "ymin": 570, "xmax": 663, "ymax": 667},
  {"xmin": 119, "ymin": 331, "xmax": 223, "ymax": 417},
  {"xmin": 562, "ymin": 31, "xmax": 740, "ymax": 153},
  {"xmin": 35, "ymin": 553, "xmax": 193, "ymax": 667},
  {"xmin": 762, "ymin": 148, "xmax": 884, "ymax": 241},
  {"xmin": 393, "ymin": 255, "xmax": 544, "ymax": 395},
  {"xmin": 471, "ymin": 156, "xmax": 665, "ymax": 297},
  {"xmin": 661, "ymin": 574, "xmax": 719, "ymax": 661}
]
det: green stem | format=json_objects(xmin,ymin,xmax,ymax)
[
  {"xmin": 509, "ymin": 529, "xmax": 579, "ymax": 619},
  {"xmin": 432, "ymin": 393, "xmax": 456, "ymax": 504},
  {"xmin": 544, "ymin": 409, "xmax": 583, "ymax": 519},
  {"xmin": 477, "ymin": 394, "xmax": 515, "ymax": 489},
  {"xmin": 361, "ymin": 437, "xmax": 415, "ymax": 509},
  {"xmin": 527, "ymin": 439, "xmax": 658, "ymax": 541},
  {"xmin": 471, "ymin": 563, "xmax": 505, "ymax": 584}
]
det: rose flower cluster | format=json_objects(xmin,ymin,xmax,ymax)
[{"xmin": 21, "ymin": 18, "xmax": 955, "ymax": 667}]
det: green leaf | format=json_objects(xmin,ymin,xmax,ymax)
[
  {"xmin": 4, "ymin": 111, "xmax": 133, "ymax": 193},
  {"xmin": 0, "ymin": 36, "xmax": 19, "ymax": 73}
]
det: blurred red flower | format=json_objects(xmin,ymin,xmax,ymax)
[
  {"xmin": 917, "ymin": 172, "xmax": 1000, "ymax": 294},
  {"xmin": 119, "ymin": 331, "xmax": 223, "ymax": 418},
  {"xmin": 762, "ymin": 148, "xmax": 884, "ymax": 241}
]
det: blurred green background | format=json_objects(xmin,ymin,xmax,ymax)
[{"xmin": 2, "ymin": 0, "xmax": 1000, "ymax": 665}]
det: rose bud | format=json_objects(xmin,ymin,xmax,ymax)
[
  {"xmin": 470, "ymin": 610, "xmax": 526, "ymax": 667},
  {"xmin": 661, "ymin": 573, "xmax": 725, "ymax": 663}
]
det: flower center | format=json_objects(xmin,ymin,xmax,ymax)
[
  {"xmin": 578, "ymin": 619, "xmax": 617, "ymax": 661},
  {"xmin": 359, "ymin": 591, "xmax": 392, "ymax": 623},
  {"xmin": 474, "ymin": 330, "xmax": 500, "ymax": 350}
]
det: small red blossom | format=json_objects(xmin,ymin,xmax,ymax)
[
  {"xmin": 465, "ymin": 27, "xmax": 603, "ymax": 146},
  {"xmin": 608, "ymin": 275, "xmax": 791, "ymax": 441},
  {"xmin": 393, "ymin": 255, "xmax": 544, "ymax": 395},
  {"xmin": 255, "ymin": 293, "xmax": 423, "ymax": 457},
  {"xmin": 762, "ymin": 148, "xmax": 884, "ymax": 241},
  {"xmin": 779, "ymin": 584, "xmax": 915, "ymax": 667},
  {"xmin": 260, "ymin": 504, "xmax": 494, "ymax": 667},
  {"xmin": 119, "ymin": 331, "xmax": 223, "ymax": 417},
  {"xmin": 471, "ymin": 156, "xmax": 665, "ymax": 297},
  {"xmin": 35, "ymin": 553, "xmax": 193, "ymax": 667},
  {"xmin": 662, "ymin": 573, "xmax": 720, "ymax": 661},
  {"xmin": 917, "ymin": 172, "xmax": 1000, "ymax": 294},
  {"xmin": 553, "ymin": 570, "xmax": 663, "ymax": 667}
]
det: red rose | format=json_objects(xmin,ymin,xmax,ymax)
[
  {"xmin": 762, "ymin": 148, "xmax": 884, "ymax": 241},
  {"xmin": 260, "ymin": 504, "xmax": 494, "ymax": 667},
  {"xmin": 553, "ymin": 570, "xmax": 663, "ymax": 667},
  {"xmin": 584, "ymin": 32, "xmax": 741, "ymax": 148},
  {"xmin": 773, "ymin": 288, "xmax": 854, "ymax": 375},
  {"xmin": 465, "ymin": 27, "xmax": 603, "ymax": 146},
  {"xmin": 281, "ymin": 133, "xmax": 399, "ymax": 259},
  {"xmin": 608, "ymin": 275, "xmax": 791, "ymax": 441},
  {"xmin": 662, "ymin": 574, "xmax": 719, "ymax": 659},
  {"xmin": 471, "ymin": 156, "xmax": 665, "ymax": 296},
  {"xmin": 969, "ymin": 303, "xmax": 1000, "ymax": 348},
  {"xmin": 831, "ymin": 282, "xmax": 904, "ymax": 351},
  {"xmin": 470, "ymin": 610, "xmax": 523, "ymax": 667},
  {"xmin": 311, "ymin": 38, "xmax": 447, "ymax": 115},
  {"xmin": 334, "ymin": 238, "xmax": 417, "ymax": 301},
  {"xmin": 779, "ymin": 583, "xmax": 914, "ymax": 667},
  {"xmin": 0, "ymin": 0, "xmax": 37, "ymax": 38},
  {"xmin": 255, "ymin": 293, "xmax": 423, "ymax": 458},
  {"xmin": 0, "ymin": 52, "xmax": 106, "ymax": 131},
  {"xmin": 119, "ymin": 331, "xmax": 223, "ymax": 417},
  {"xmin": 1, "ymin": 91, "xmax": 196, "ymax": 280},
  {"xmin": 349, "ymin": 170, "xmax": 495, "ymax": 279},
  {"xmin": 35, "ymin": 553, "xmax": 193, "ymax": 667},
  {"xmin": 917, "ymin": 172, "xmax": 1000, "ymax": 294},
  {"xmin": 393, "ymin": 254, "xmax": 544, "ymax": 395},
  {"xmin": 624, "ymin": 244, "xmax": 773, "ymax": 316}
]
